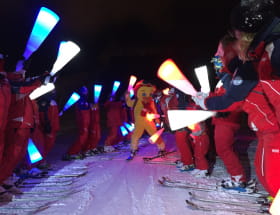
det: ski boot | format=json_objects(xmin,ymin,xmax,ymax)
[
  {"xmin": 0, "ymin": 186, "xmax": 13, "ymax": 202},
  {"xmin": 175, "ymin": 160, "xmax": 184, "ymax": 168},
  {"xmin": 220, "ymin": 175, "xmax": 247, "ymax": 192},
  {"xmin": 157, "ymin": 149, "xmax": 167, "ymax": 157},
  {"xmin": 189, "ymin": 169, "xmax": 209, "ymax": 177},
  {"xmin": 179, "ymin": 164, "xmax": 195, "ymax": 172},
  {"xmin": 126, "ymin": 150, "xmax": 137, "ymax": 161}
]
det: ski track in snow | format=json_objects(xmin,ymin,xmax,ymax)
[{"xmin": 0, "ymin": 132, "xmax": 264, "ymax": 215}]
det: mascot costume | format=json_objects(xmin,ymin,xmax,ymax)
[{"xmin": 125, "ymin": 80, "xmax": 165, "ymax": 159}]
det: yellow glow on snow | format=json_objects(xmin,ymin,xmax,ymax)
[
  {"xmin": 148, "ymin": 128, "xmax": 164, "ymax": 144},
  {"xmin": 157, "ymin": 59, "xmax": 197, "ymax": 96},
  {"xmin": 194, "ymin": 65, "xmax": 210, "ymax": 93},
  {"xmin": 167, "ymin": 110, "xmax": 216, "ymax": 131}
]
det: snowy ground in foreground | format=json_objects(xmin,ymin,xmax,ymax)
[{"xmin": 0, "ymin": 131, "xmax": 265, "ymax": 215}]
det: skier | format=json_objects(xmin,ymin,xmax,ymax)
[
  {"xmin": 35, "ymin": 91, "xmax": 60, "ymax": 168},
  {"xmin": 63, "ymin": 86, "xmax": 91, "ymax": 160},
  {"xmin": 103, "ymin": 96, "xmax": 124, "ymax": 152},
  {"xmin": 83, "ymin": 102, "xmax": 101, "ymax": 155},
  {"xmin": 0, "ymin": 53, "xmax": 13, "ymax": 201},
  {"xmin": 210, "ymin": 35, "xmax": 248, "ymax": 188},
  {"xmin": 162, "ymin": 88, "xmax": 210, "ymax": 177},
  {"xmin": 192, "ymin": 1, "xmax": 280, "ymax": 195},
  {"xmin": 0, "ymin": 61, "xmax": 49, "ymax": 198}
]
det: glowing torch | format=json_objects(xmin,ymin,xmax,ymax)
[
  {"xmin": 120, "ymin": 126, "xmax": 129, "ymax": 136},
  {"xmin": 59, "ymin": 92, "xmax": 80, "ymax": 116},
  {"xmin": 94, "ymin": 84, "xmax": 102, "ymax": 104},
  {"xmin": 162, "ymin": 88, "xmax": 170, "ymax": 95},
  {"xmin": 17, "ymin": 7, "xmax": 60, "ymax": 70},
  {"xmin": 167, "ymin": 110, "xmax": 216, "ymax": 131},
  {"xmin": 29, "ymin": 83, "xmax": 55, "ymax": 100},
  {"xmin": 128, "ymin": 75, "xmax": 137, "ymax": 97},
  {"xmin": 146, "ymin": 113, "xmax": 161, "ymax": 121},
  {"xmin": 194, "ymin": 65, "xmax": 210, "ymax": 94},
  {"xmin": 270, "ymin": 189, "xmax": 280, "ymax": 215},
  {"xmin": 148, "ymin": 128, "xmax": 165, "ymax": 144},
  {"xmin": 157, "ymin": 59, "xmax": 197, "ymax": 96},
  {"xmin": 111, "ymin": 81, "xmax": 121, "ymax": 98},
  {"xmin": 50, "ymin": 41, "xmax": 81, "ymax": 76},
  {"xmin": 124, "ymin": 122, "xmax": 134, "ymax": 132},
  {"xmin": 27, "ymin": 138, "xmax": 43, "ymax": 164}
]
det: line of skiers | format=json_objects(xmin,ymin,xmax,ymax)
[{"xmin": 0, "ymin": 56, "xmax": 59, "ymax": 201}]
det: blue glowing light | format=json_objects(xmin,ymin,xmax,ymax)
[
  {"xmin": 94, "ymin": 85, "xmax": 102, "ymax": 104},
  {"xmin": 22, "ymin": 7, "xmax": 60, "ymax": 61},
  {"xmin": 124, "ymin": 122, "xmax": 134, "ymax": 132},
  {"xmin": 129, "ymin": 89, "xmax": 134, "ymax": 98},
  {"xmin": 63, "ymin": 92, "xmax": 80, "ymax": 112},
  {"xmin": 111, "ymin": 81, "xmax": 121, "ymax": 97},
  {"xmin": 120, "ymin": 126, "xmax": 129, "ymax": 136},
  {"xmin": 27, "ymin": 139, "xmax": 43, "ymax": 164}
]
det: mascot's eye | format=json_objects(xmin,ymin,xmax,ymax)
[{"xmin": 142, "ymin": 92, "xmax": 146, "ymax": 97}]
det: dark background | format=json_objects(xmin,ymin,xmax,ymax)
[{"xmin": 1, "ymin": 0, "xmax": 280, "ymax": 107}]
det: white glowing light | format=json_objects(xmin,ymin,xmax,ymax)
[
  {"xmin": 157, "ymin": 59, "xmax": 197, "ymax": 96},
  {"xmin": 194, "ymin": 65, "xmax": 210, "ymax": 93},
  {"xmin": 215, "ymin": 80, "xmax": 223, "ymax": 89},
  {"xmin": 29, "ymin": 83, "xmax": 55, "ymax": 100},
  {"xmin": 167, "ymin": 110, "xmax": 216, "ymax": 131},
  {"xmin": 128, "ymin": 75, "xmax": 137, "ymax": 98},
  {"xmin": 50, "ymin": 41, "xmax": 81, "ymax": 76}
]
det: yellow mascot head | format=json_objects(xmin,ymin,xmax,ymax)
[{"xmin": 134, "ymin": 80, "xmax": 156, "ymax": 104}]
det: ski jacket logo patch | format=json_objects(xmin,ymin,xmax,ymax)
[
  {"xmin": 272, "ymin": 149, "xmax": 280, "ymax": 153},
  {"xmin": 232, "ymin": 76, "xmax": 243, "ymax": 86}
]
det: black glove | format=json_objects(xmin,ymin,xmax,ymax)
[
  {"xmin": 216, "ymin": 112, "xmax": 231, "ymax": 118},
  {"xmin": 44, "ymin": 122, "xmax": 52, "ymax": 134}
]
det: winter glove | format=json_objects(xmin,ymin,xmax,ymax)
[
  {"xmin": 191, "ymin": 92, "xmax": 208, "ymax": 110},
  {"xmin": 44, "ymin": 121, "xmax": 52, "ymax": 134},
  {"xmin": 216, "ymin": 112, "xmax": 231, "ymax": 118}
]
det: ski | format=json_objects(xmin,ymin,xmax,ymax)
[
  {"xmin": 21, "ymin": 186, "xmax": 80, "ymax": 194},
  {"xmin": 188, "ymin": 191, "xmax": 269, "ymax": 207},
  {"xmin": 33, "ymin": 170, "xmax": 87, "ymax": 178},
  {"xmin": 18, "ymin": 180, "xmax": 74, "ymax": 188},
  {"xmin": 18, "ymin": 177, "xmax": 74, "ymax": 185},
  {"xmin": 143, "ymin": 157, "xmax": 177, "ymax": 165},
  {"xmin": 143, "ymin": 150, "xmax": 176, "ymax": 162},
  {"xmin": 185, "ymin": 199, "xmax": 269, "ymax": 215},
  {"xmin": 158, "ymin": 176, "xmax": 267, "ymax": 198},
  {"xmin": 0, "ymin": 203, "xmax": 50, "ymax": 211},
  {"xmin": 3, "ymin": 189, "xmax": 82, "ymax": 202}
]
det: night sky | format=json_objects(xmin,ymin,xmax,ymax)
[{"xmin": 1, "ymin": 0, "xmax": 280, "ymax": 105}]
